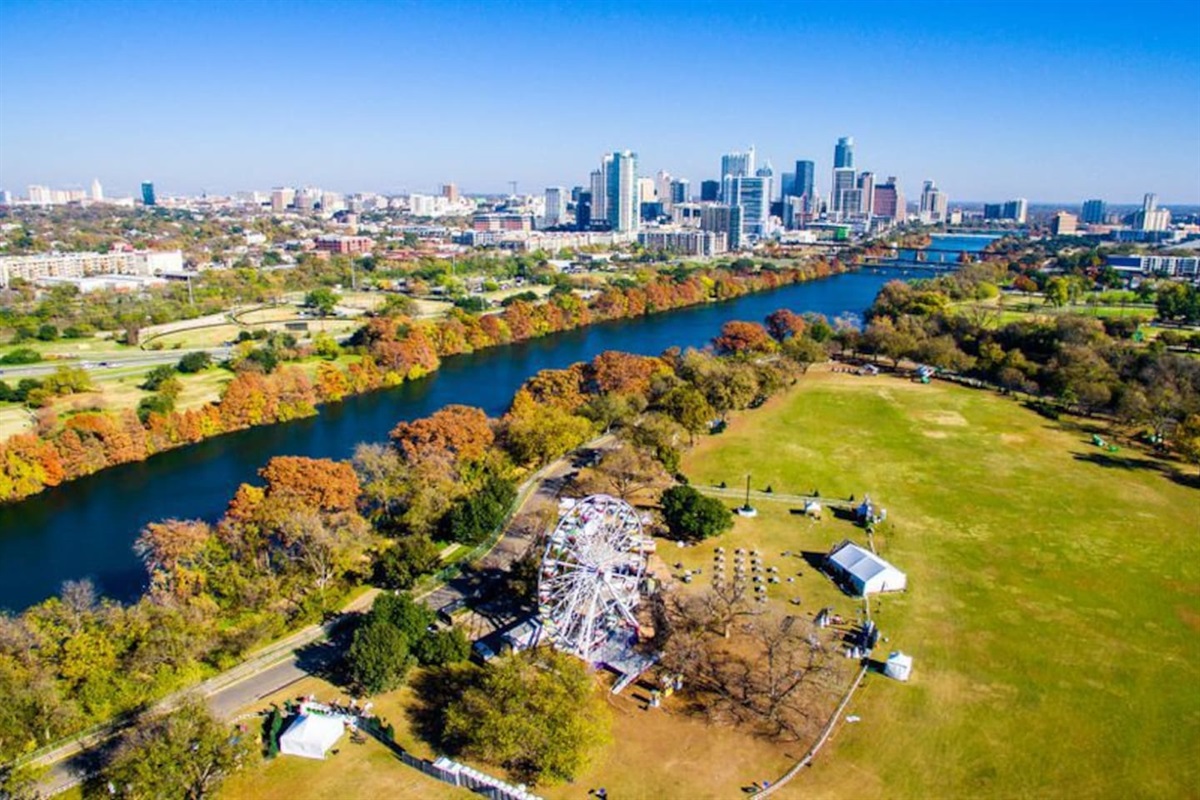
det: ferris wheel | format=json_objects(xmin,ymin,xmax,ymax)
[{"xmin": 538, "ymin": 495, "xmax": 650, "ymax": 661}]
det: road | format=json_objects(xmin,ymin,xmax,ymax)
[
  {"xmin": 32, "ymin": 434, "xmax": 617, "ymax": 797},
  {"xmin": 0, "ymin": 348, "xmax": 232, "ymax": 379}
]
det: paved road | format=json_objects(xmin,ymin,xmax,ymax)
[
  {"xmin": 33, "ymin": 435, "xmax": 616, "ymax": 797},
  {"xmin": 0, "ymin": 348, "xmax": 231, "ymax": 379}
]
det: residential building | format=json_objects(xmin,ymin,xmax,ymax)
[
  {"xmin": 983, "ymin": 199, "xmax": 1027, "ymax": 223},
  {"xmin": 544, "ymin": 186, "xmax": 566, "ymax": 227},
  {"xmin": 141, "ymin": 181, "xmax": 156, "ymax": 206},
  {"xmin": 654, "ymin": 171, "xmax": 673, "ymax": 209},
  {"xmin": 90, "ymin": 179, "xmax": 103, "ymax": 202},
  {"xmin": 294, "ymin": 187, "xmax": 317, "ymax": 212},
  {"xmin": 637, "ymin": 229, "xmax": 727, "ymax": 257},
  {"xmin": 1081, "ymin": 199, "xmax": 1107, "ymax": 225},
  {"xmin": 0, "ymin": 250, "xmax": 184, "ymax": 289},
  {"xmin": 315, "ymin": 235, "xmax": 374, "ymax": 254},
  {"xmin": 1106, "ymin": 254, "xmax": 1198, "ymax": 279},
  {"xmin": 604, "ymin": 150, "xmax": 639, "ymax": 233},
  {"xmin": 590, "ymin": 162, "xmax": 609, "ymax": 223},
  {"xmin": 27, "ymin": 185, "xmax": 53, "ymax": 205},
  {"xmin": 1050, "ymin": 211, "xmax": 1078, "ymax": 236},
  {"xmin": 0, "ymin": 190, "xmax": 12, "ymax": 206},
  {"xmin": 473, "ymin": 213, "xmax": 533, "ymax": 233},
  {"xmin": 637, "ymin": 177, "xmax": 657, "ymax": 204},
  {"xmin": 671, "ymin": 202, "xmax": 704, "ymax": 227}
]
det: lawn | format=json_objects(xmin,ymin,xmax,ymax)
[{"xmin": 680, "ymin": 369, "xmax": 1199, "ymax": 799}]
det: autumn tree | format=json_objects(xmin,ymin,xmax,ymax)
[
  {"xmin": 765, "ymin": 308, "xmax": 806, "ymax": 342},
  {"xmin": 501, "ymin": 390, "xmax": 596, "ymax": 467},
  {"xmin": 712, "ymin": 320, "xmax": 776, "ymax": 356},
  {"xmin": 389, "ymin": 405, "xmax": 494, "ymax": 464},
  {"xmin": 258, "ymin": 456, "xmax": 360, "ymax": 512},
  {"xmin": 134, "ymin": 519, "xmax": 215, "ymax": 604},
  {"xmin": 586, "ymin": 444, "xmax": 667, "ymax": 502}
]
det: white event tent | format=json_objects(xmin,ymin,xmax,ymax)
[
  {"xmin": 825, "ymin": 541, "xmax": 907, "ymax": 596},
  {"xmin": 279, "ymin": 713, "xmax": 345, "ymax": 759},
  {"xmin": 884, "ymin": 651, "xmax": 914, "ymax": 681}
]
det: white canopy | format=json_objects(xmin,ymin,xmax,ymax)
[
  {"xmin": 826, "ymin": 541, "xmax": 907, "ymax": 595},
  {"xmin": 279, "ymin": 713, "xmax": 345, "ymax": 759},
  {"xmin": 884, "ymin": 651, "xmax": 913, "ymax": 682}
]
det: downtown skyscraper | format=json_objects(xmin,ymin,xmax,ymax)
[
  {"xmin": 604, "ymin": 150, "xmax": 639, "ymax": 233},
  {"xmin": 830, "ymin": 136, "xmax": 855, "ymax": 218}
]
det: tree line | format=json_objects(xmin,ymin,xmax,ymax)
[{"xmin": 0, "ymin": 260, "xmax": 847, "ymax": 504}]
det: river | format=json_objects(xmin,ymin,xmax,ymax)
[
  {"xmin": 0, "ymin": 270, "xmax": 900, "ymax": 610},
  {"xmin": 900, "ymin": 233, "xmax": 1001, "ymax": 263}
]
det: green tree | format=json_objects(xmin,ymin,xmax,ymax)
[
  {"xmin": 660, "ymin": 485, "xmax": 733, "ymax": 541},
  {"xmin": 413, "ymin": 627, "xmax": 470, "ymax": 667},
  {"xmin": 661, "ymin": 386, "xmax": 714, "ymax": 444},
  {"xmin": 35, "ymin": 323, "xmax": 59, "ymax": 341},
  {"xmin": 374, "ymin": 534, "xmax": 441, "ymax": 590},
  {"xmin": 304, "ymin": 287, "xmax": 339, "ymax": 317},
  {"xmin": 347, "ymin": 618, "xmax": 413, "ymax": 695},
  {"xmin": 440, "ymin": 650, "xmax": 611, "ymax": 784},
  {"xmin": 1044, "ymin": 276, "xmax": 1071, "ymax": 308},
  {"xmin": 97, "ymin": 697, "xmax": 252, "ymax": 800},
  {"xmin": 176, "ymin": 351, "xmax": 212, "ymax": 373},
  {"xmin": 141, "ymin": 364, "xmax": 177, "ymax": 391}
]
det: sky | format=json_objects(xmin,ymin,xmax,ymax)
[{"xmin": 1, "ymin": 0, "xmax": 1198, "ymax": 204}]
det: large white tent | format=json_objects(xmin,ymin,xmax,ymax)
[
  {"xmin": 825, "ymin": 541, "xmax": 907, "ymax": 596},
  {"xmin": 279, "ymin": 713, "xmax": 345, "ymax": 759},
  {"xmin": 884, "ymin": 651, "xmax": 914, "ymax": 681}
]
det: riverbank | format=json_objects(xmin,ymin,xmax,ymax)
[
  {"xmin": 0, "ymin": 267, "xmax": 897, "ymax": 610},
  {"xmin": 0, "ymin": 261, "xmax": 849, "ymax": 508}
]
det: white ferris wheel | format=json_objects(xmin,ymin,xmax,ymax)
[{"xmin": 538, "ymin": 494, "xmax": 650, "ymax": 661}]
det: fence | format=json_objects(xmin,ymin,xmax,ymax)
[{"xmin": 397, "ymin": 750, "xmax": 543, "ymax": 800}]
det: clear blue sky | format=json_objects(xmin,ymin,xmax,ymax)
[{"xmin": 1, "ymin": 0, "xmax": 1198, "ymax": 204}]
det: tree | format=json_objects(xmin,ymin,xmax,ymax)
[
  {"xmin": 389, "ymin": 405, "xmax": 494, "ymax": 465},
  {"xmin": 765, "ymin": 309, "xmax": 806, "ymax": 342},
  {"xmin": 781, "ymin": 335, "xmax": 829, "ymax": 373},
  {"xmin": 258, "ymin": 456, "xmax": 360, "ymax": 512},
  {"xmin": 659, "ymin": 485, "xmax": 733, "ymax": 541},
  {"xmin": 413, "ymin": 627, "xmax": 470, "ymax": 667},
  {"xmin": 374, "ymin": 534, "xmax": 441, "ymax": 590},
  {"xmin": 660, "ymin": 386, "xmax": 714, "ymax": 445},
  {"xmin": 438, "ymin": 650, "xmax": 611, "ymax": 784},
  {"xmin": 347, "ymin": 618, "xmax": 413, "ymax": 694},
  {"xmin": 502, "ymin": 390, "xmax": 596, "ymax": 467},
  {"xmin": 712, "ymin": 320, "xmax": 775, "ymax": 356},
  {"xmin": 1176, "ymin": 413, "xmax": 1200, "ymax": 474},
  {"xmin": 588, "ymin": 444, "xmax": 666, "ymax": 502},
  {"xmin": 141, "ymin": 364, "xmax": 177, "ymax": 391},
  {"xmin": 97, "ymin": 697, "xmax": 252, "ymax": 800},
  {"xmin": 1044, "ymin": 276, "xmax": 1071, "ymax": 308},
  {"xmin": 304, "ymin": 287, "xmax": 339, "ymax": 317},
  {"xmin": 177, "ymin": 351, "xmax": 212, "ymax": 374}
]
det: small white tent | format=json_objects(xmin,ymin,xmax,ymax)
[
  {"xmin": 279, "ymin": 713, "xmax": 345, "ymax": 759},
  {"xmin": 884, "ymin": 651, "xmax": 913, "ymax": 682}
]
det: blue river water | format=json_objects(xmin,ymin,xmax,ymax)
[{"xmin": 0, "ymin": 269, "xmax": 904, "ymax": 610}]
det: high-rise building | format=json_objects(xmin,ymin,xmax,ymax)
[
  {"xmin": 1135, "ymin": 192, "xmax": 1170, "ymax": 232},
  {"xmin": 700, "ymin": 180, "xmax": 720, "ymax": 202},
  {"xmin": 294, "ymin": 187, "xmax": 317, "ymax": 212},
  {"xmin": 605, "ymin": 150, "xmax": 639, "ymax": 233},
  {"xmin": 780, "ymin": 173, "xmax": 796, "ymax": 200},
  {"xmin": 576, "ymin": 191, "xmax": 592, "ymax": 229},
  {"xmin": 1004, "ymin": 199, "xmax": 1028, "ymax": 224},
  {"xmin": 872, "ymin": 177, "xmax": 904, "ymax": 221},
  {"xmin": 793, "ymin": 161, "xmax": 815, "ymax": 201},
  {"xmin": 1081, "ymin": 199, "xmax": 1107, "ymax": 225},
  {"xmin": 834, "ymin": 136, "xmax": 854, "ymax": 169},
  {"xmin": 919, "ymin": 180, "xmax": 948, "ymax": 223},
  {"xmin": 141, "ymin": 181, "xmax": 156, "ymax": 206},
  {"xmin": 271, "ymin": 187, "xmax": 295, "ymax": 213},
  {"xmin": 590, "ymin": 165, "xmax": 609, "ymax": 224},
  {"xmin": 0, "ymin": 190, "xmax": 12, "ymax": 206},
  {"xmin": 28, "ymin": 185, "xmax": 52, "ymax": 204},
  {"xmin": 1050, "ymin": 212, "xmax": 1078, "ymax": 236},
  {"xmin": 655, "ymin": 170, "xmax": 673, "ymax": 208},
  {"xmin": 857, "ymin": 172, "xmax": 876, "ymax": 218},
  {"xmin": 90, "ymin": 179, "xmax": 103, "ymax": 202},
  {"xmin": 729, "ymin": 175, "xmax": 771, "ymax": 239},
  {"xmin": 720, "ymin": 147, "xmax": 755, "ymax": 202},
  {"xmin": 701, "ymin": 204, "xmax": 743, "ymax": 250},
  {"xmin": 637, "ymin": 177, "xmax": 657, "ymax": 204},
  {"xmin": 544, "ymin": 186, "xmax": 566, "ymax": 227},
  {"xmin": 441, "ymin": 183, "xmax": 459, "ymax": 203},
  {"xmin": 670, "ymin": 179, "xmax": 690, "ymax": 206},
  {"xmin": 831, "ymin": 167, "xmax": 856, "ymax": 217}
]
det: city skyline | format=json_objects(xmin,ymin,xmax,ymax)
[{"xmin": 1, "ymin": 0, "xmax": 1198, "ymax": 203}]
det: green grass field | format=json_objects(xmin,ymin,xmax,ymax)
[{"xmin": 681, "ymin": 370, "xmax": 1199, "ymax": 799}]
